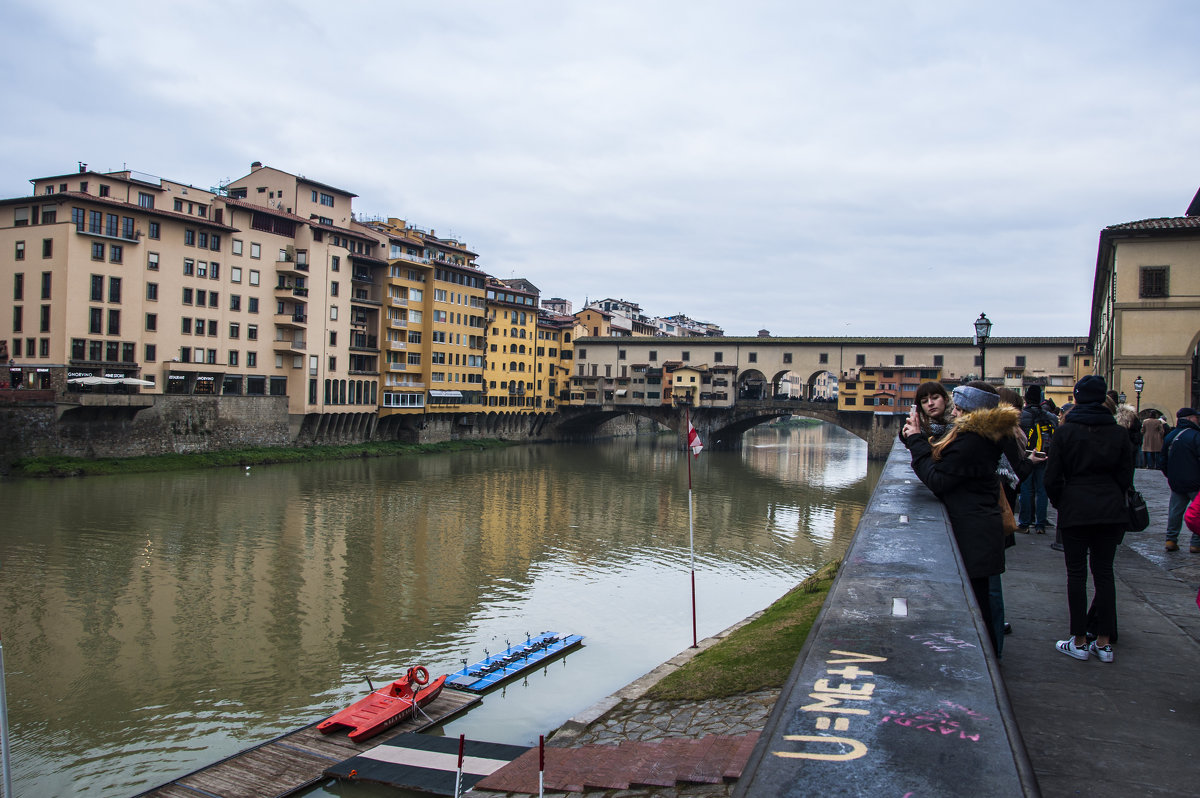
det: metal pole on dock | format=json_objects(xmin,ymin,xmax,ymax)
[
  {"xmin": 454, "ymin": 733, "xmax": 464, "ymax": 798},
  {"xmin": 686, "ymin": 409, "xmax": 700, "ymax": 648},
  {"xmin": 0, "ymin": 627, "xmax": 13, "ymax": 798},
  {"xmin": 538, "ymin": 734, "xmax": 545, "ymax": 798}
]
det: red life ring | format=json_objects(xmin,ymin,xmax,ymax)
[{"xmin": 409, "ymin": 665, "xmax": 430, "ymax": 685}]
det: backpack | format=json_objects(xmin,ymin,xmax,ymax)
[{"xmin": 1027, "ymin": 414, "xmax": 1055, "ymax": 453}]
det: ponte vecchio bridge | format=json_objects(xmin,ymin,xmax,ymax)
[{"xmin": 556, "ymin": 335, "xmax": 1086, "ymax": 458}]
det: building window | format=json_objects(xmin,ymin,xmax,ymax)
[
  {"xmin": 894, "ymin": 355, "xmax": 904, "ymax": 366},
  {"xmin": 1059, "ymin": 355, "xmax": 1069, "ymax": 368},
  {"xmin": 90, "ymin": 274, "xmax": 103, "ymax": 302},
  {"xmin": 184, "ymin": 229, "xmax": 195, "ymax": 246},
  {"xmin": 229, "ymin": 322, "xmax": 240, "ymax": 338},
  {"xmin": 12, "ymin": 273, "xmax": 23, "ymax": 301},
  {"xmin": 331, "ymin": 281, "xmax": 339, "ymax": 297},
  {"xmin": 41, "ymin": 239, "xmax": 52, "ymax": 258},
  {"xmin": 1139, "ymin": 266, "xmax": 1168, "ymax": 298},
  {"xmin": 145, "ymin": 343, "xmax": 156, "ymax": 361},
  {"xmin": 856, "ymin": 354, "xmax": 866, "ymax": 366},
  {"xmin": 247, "ymin": 324, "xmax": 258, "ymax": 341},
  {"xmin": 250, "ymin": 242, "xmax": 261, "ymax": 259},
  {"xmin": 1015, "ymin": 355, "xmax": 1026, "ymax": 367},
  {"xmin": 682, "ymin": 351, "xmax": 690, "ymax": 361},
  {"xmin": 232, "ymin": 239, "xmax": 243, "ymax": 255},
  {"xmin": 107, "ymin": 309, "xmax": 120, "ymax": 335},
  {"xmin": 148, "ymin": 221, "xmax": 160, "ymax": 239},
  {"xmin": 182, "ymin": 288, "xmax": 193, "ymax": 305},
  {"xmin": 147, "ymin": 252, "xmax": 159, "ymax": 270},
  {"xmin": 249, "ymin": 269, "xmax": 260, "ymax": 286},
  {"xmin": 89, "ymin": 307, "xmax": 102, "ymax": 333},
  {"xmin": 748, "ymin": 352, "xmax": 757, "ymax": 363},
  {"xmin": 146, "ymin": 313, "xmax": 157, "ymax": 331},
  {"xmin": 934, "ymin": 354, "xmax": 944, "ymax": 367},
  {"xmin": 14, "ymin": 241, "xmax": 24, "ymax": 260},
  {"xmin": 183, "ymin": 259, "xmax": 194, "ymax": 276},
  {"xmin": 109, "ymin": 277, "xmax": 121, "ymax": 303},
  {"xmin": 320, "ymin": 192, "xmax": 335, "ymax": 207},
  {"xmin": 39, "ymin": 305, "xmax": 50, "ymax": 332},
  {"xmin": 109, "ymin": 244, "xmax": 122, "ymax": 263},
  {"xmin": 974, "ymin": 355, "xmax": 983, "ymax": 367},
  {"xmin": 91, "ymin": 242, "xmax": 105, "ymax": 260}
]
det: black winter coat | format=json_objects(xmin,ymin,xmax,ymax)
[
  {"xmin": 1045, "ymin": 404, "xmax": 1134, "ymax": 530},
  {"xmin": 902, "ymin": 406, "xmax": 1019, "ymax": 579},
  {"xmin": 1165, "ymin": 418, "xmax": 1200, "ymax": 494}
]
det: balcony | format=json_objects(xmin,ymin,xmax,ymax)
[
  {"xmin": 388, "ymin": 318, "xmax": 408, "ymax": 329},
  {"xmin": 389, "ymin": 296, "xmax": 409, "ymax": 307},
  {"xmin": 273, "ymin": 338, "xmax": 307, "ymax": 354},
  {"xmin": 386, "ymin": 340, "xmax": 407, "ymax": 351},
  {"xmin": 387, "ymin": 362, "xmax": 409, "ymax": 372},
  {"xmin": 275, "ymin": 258, "xmax": 308, "ymax": 276},
  {"xmin": 274, "ymin": 284, "xmax": 309, "ymax": 298},
  {"xmin": 274, "ymin": 313, "xmax": 308, "ymax": 328},
  {"xmin": 351, "ymin": 291, "xmax": 381, "ymax": 307}
]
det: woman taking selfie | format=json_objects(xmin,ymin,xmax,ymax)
[{"xmin": 900, "ymin": 383, "xmax": 1021, "ymax": 653}]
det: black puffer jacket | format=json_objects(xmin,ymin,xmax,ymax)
[
  {"xmin": 902, "ymin": 406, "xmax": 1019, "ymax": 579},
  {"xmin": 1045, "ymin": 403, "xmax": 1134, "ymax": 529}
]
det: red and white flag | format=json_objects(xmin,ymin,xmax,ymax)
[{"xmin": 687, "ymin": 422, "xmax": 704, "ymax": 457}]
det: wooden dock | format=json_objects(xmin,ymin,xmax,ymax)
[{"xmin": 134, "ymin": 688, "xmax": 480, "ymax": 798}]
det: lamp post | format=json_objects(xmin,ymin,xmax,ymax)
[
  {"xmin": 973, "ymin": 313, "xmax": 992, "ymax": 381},
  {"xmin": 1134, "ymin": 376, "xmax": 1144, "ymax": 414}
]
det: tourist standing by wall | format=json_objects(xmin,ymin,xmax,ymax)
[{"xmin": 1045, "ymin": 375, "xmax": 1134, "ymax": 663}]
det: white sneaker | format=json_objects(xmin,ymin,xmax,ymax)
[
  {"xmin": 1056, "ymin": 637, "xmax": 1089, "ymax": 661},
  {"xmin": 1088, "ymin": 641, "xmax": 1114, "ymax": 663}
]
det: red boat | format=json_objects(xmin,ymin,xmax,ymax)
[{"xmin": 317, "ymin": 665, "xmax": 446, "ymax": 742}]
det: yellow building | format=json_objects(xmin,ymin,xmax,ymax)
[
  {"xmin": 362, "ymin": 218, "xmax": 488, "ymax": 416},
  {"xmin": 485, "ymin": 278, "xmax": 540, "ymax": 410},
  {"xmin": 1090, "ymin": 194, "xmax": 1200, "ymax": 415},
  {"xmin": 536, "ymin": 310, "xmax": 576, "ymax": 408}
]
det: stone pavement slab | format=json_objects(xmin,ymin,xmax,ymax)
[{"xmin": 999, "ymin": 468, "xmax": 1200, "ymax": 798}]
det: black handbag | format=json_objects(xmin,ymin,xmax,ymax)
[{"xmin": 1126, "ymin": 487, "xmax": 1150, "ymax": 531}]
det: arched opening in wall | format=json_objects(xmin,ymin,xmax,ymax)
[
  {"xmin": 737, "ymin": 369, "xmax": 768, "ymax": 400},
  {"xmin": 806, "ymin": 370, "xmax": 839, "ymax": 403},
  {"xmin": 770, "ymin": 370, "xmax": 806, "ymax": 400}
]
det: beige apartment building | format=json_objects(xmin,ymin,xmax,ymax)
[{"xmin": 1090, "ymin": 192, "xmax": 1200, "ymax": 415}]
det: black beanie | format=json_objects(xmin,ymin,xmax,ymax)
[
  {"xmin": 1024, "ymin": 384, "xmax": 1042, "ymax": 405},
  {"xmin": 1073, "ymin": 375, "xmax": 1107, "ymax": 405}
]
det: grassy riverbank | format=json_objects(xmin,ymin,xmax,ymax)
[
  {"xmin": 8, "ymin": 438, "xmax": 514, "ymax": 478},
  {"xmin": 642, "ymin": 559, "xmax": 839, "ymax": 701}
]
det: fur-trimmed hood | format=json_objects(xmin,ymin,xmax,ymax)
[
  {"xmin": 952, "ymin": 405, "xmax": 1021, "ymax": 443},
  {"xmin": 1116, "ymin": 404, "xmax": 1140, "ymax": 430}
]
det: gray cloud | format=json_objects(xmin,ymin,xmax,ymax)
[{"xmin": 4, "ymin": 0, "xmax": 1199, "ymax": 336}]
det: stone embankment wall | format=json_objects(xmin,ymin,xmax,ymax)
[{"xmin": 0, "ymin": 396, "xmax": 664, "ymax": 471}]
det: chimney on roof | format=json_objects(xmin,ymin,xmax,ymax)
[
  {"xmin": 78, "ymin": 162, "xmax": 87, "ymax": 173},
  {"xmin": 251, "ymin": 161, "xmax": 262, "ymax": 171}
]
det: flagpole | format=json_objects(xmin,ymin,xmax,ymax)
[{"xmin": 686, "ymin": 408, "xmax": 698, "ymax": 648}]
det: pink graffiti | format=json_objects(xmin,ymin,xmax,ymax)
[{"xmin": 879, "ymin": 702, "xmax": 988, "ymax": 742}]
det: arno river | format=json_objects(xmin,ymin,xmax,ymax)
[{"xmin": 0, "ymin": 422, "xmax": 881, "ymax": 797}]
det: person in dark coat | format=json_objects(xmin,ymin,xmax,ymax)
[
  {"xmin": 1018, "ymin": 384, "xmax": 1058, "ymax": 534},
  {"xmin": 1044, "ymin": 375, "xmax": 1135, "ymax": 663},
  {"xmin": 1163, "ymin": 407, "xmax": 1200, "ymax": 553},
  {"xmin": 900, "ymin": 383, "xmax": 1022, "ymax": 653}
]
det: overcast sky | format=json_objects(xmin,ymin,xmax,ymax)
[{"xmin": 3, "ymin": 1, "xmax": 1198, "ymax": 337}]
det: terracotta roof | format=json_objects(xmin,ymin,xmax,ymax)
[
  {"xmin": 1104, "ymin": 216, "xmax": 1200, "ymax": 232},
  {"xmin": 220, "ymin": 196, "xmax": 314, "ymax": 226}
]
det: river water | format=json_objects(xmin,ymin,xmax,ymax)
[{"xmin": 0, "ymin": 422, "xmax": 880, "ymax": 797}]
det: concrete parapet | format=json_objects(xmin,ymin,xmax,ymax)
[{"xmin": 736, "ymin": 438, "xmax": 1037, "ymax": 797}]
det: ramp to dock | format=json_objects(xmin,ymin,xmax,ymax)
[{"xmin": 134, "ymin": 688, "xmax": 479, "ymax": 798}]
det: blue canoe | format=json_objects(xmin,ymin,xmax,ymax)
[{"xmin": 446, "ymin": 632, "xmax": 584, "ymax": 693}]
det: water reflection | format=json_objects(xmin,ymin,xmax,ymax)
[{"xmin": 0, "ymin": 422, "xmax": 878, "ymax": 797}]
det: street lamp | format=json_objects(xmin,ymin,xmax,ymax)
[
  {"xmin": 1134, "ymin": 375, "xmax": 1144, "ymax": 414},
  {"xmin": 973, "ymin": 313, "xmax": 992, "ymax": 381}
]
